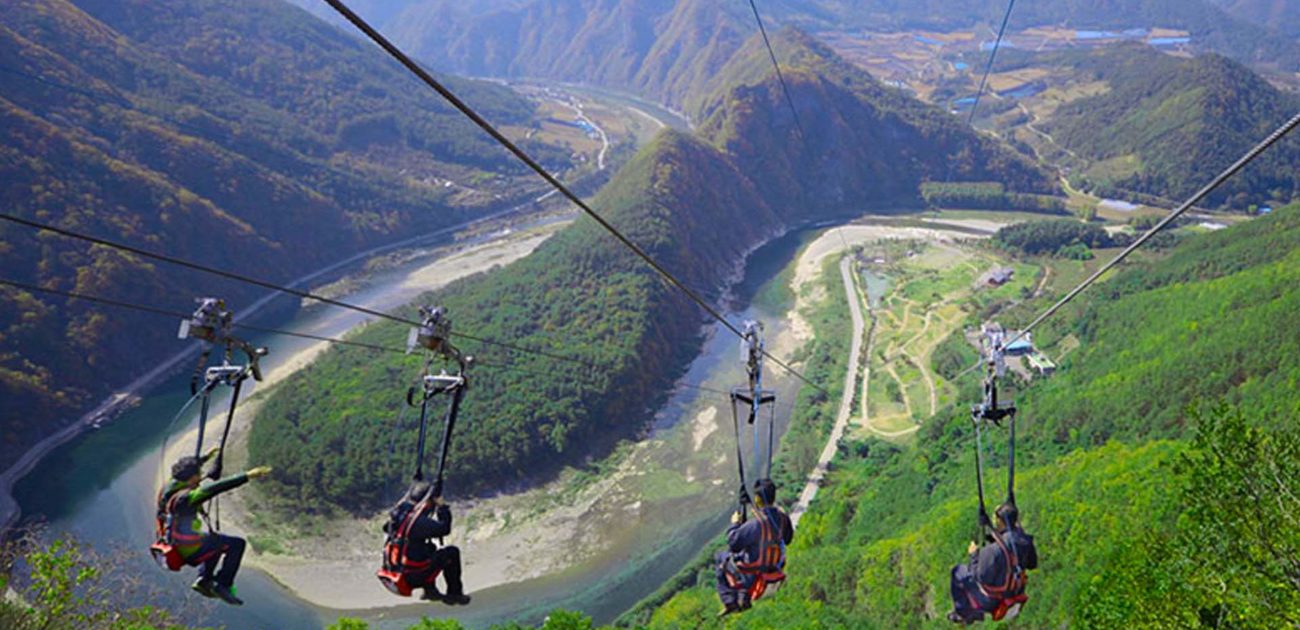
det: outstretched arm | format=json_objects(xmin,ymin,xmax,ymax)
[{"xmin": 188, "ymin": 473, "xmax": 248, "ymax": 505}]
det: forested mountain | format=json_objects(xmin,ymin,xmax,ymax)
[
  {"xmin": 248, "ymin": 29, "xmax": 1053, "ymax": 513},
  {"xmin": 647, "ymin": 205, "xmax": 1300, "ymax": 627},
  {"xmin": 293, "ymin": 0, "xmax": 1298, "ymax": 111},
  {"xmin": 1210, "ymin": 0, "xmax": 1300, "ymax": 37},
  {"xmin": 1037, "ymin": 45, "xmax": 1300, "ymax": 209},
  {"xmin": 0, "ymin": 0, "xmax": 568, "ymax": 469}
]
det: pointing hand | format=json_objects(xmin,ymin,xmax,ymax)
[
  {"xmin": 247, "ymin": 466, "xmax": 273, "ymax": 480},
  {"xmin": 204, "ymin": 446, "xmax": 221, "ymax": 461}
]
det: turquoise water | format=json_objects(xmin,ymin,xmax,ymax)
[{"xmin": 14, "ymin": 225, "xmax": 828, "ymax": 629}]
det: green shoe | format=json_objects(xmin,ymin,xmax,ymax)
[
  {"xmin": 212, "ymin": 583, "xmax": 244, "ymax": 606},
  {"xmin": 191, "ymin": 577, "xmax": 217, "ymax": 599}
]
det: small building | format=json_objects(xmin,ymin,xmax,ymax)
[
  {"xmin": 980, "ymin": 266, "xmax": 1015, "ymax": 287},
  {"xmin": 1260, "ymin": 206, "xmax": 1274, "ymax": 215},
  {"xmin": 1026, "ymin": 352, "xmax": 1057, "ymax": 376},
  {"xmin": 1005, "ymin": 334, "xmax": 1034, "ymax": 357}
]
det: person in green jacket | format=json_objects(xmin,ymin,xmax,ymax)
[{"xmin": 157, "ymin": 449, "xmax": 271, "ymax": 605}]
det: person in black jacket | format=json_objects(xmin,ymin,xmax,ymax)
[
  {"xmin": 948, "ymin": 502, "xmax": 1038, "ymax": 623},
  {"xmin": 386, "ymin": 481, "xmax": 470, "ymax": 605},
  {"xmin": 715, "ymin": 478, "xmax": 794, "ymax": 616}
]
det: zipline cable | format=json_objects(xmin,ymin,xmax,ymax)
[
  {"xmin": 0, "ymin": 277, "xmax": 600, "ymax": 384},
  {"xmin": 1003, "ymin": 110, "xmax": 1300, "ymax": 348},
  {"xmin": 745, "ymin": 0, "xmax": 805, "ymax": 137},
  {"xmin": 0, "ymin": 214, "xmax": 597, "ymax": 370},
  {"xmin": 318, "ymin": 0, "xmax": 826, "ymax": 395},
  {"xmin": 950, "ymin": 111, "xmax": 1300, "ymax": 380},
  {"xmin": 967, "ymin": 0, "xmax": 1016, "ymax": 126}
]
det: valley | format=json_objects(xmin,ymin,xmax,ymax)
[{"xmin": 4, "ymin": 2, "xmax": 1300, "ymax": 629}]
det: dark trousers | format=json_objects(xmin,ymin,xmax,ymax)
[
  {"xmin": 714, "ymin": 552, "xmax": 751, "ymax": 608},
  {"xmin": 191, "ymin": 534, "xmax": 245, "ymax": 587},
  {"xmin": 949, "ymin": 563, "xmax": 988, "ymax": 622},
  {"xmin": 409, "ymin": 546, "xmax": 464, "ymax": 597}
]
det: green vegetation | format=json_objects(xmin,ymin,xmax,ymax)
[
  {"xmin": 644, "ymin": 206, "xmax": 1300, "ymax": 627},
  {"xmin": 248, "ymin": 29, "xmax": 1047, "ymax": 515},
  {"xmin": 921, "ymin": 182, "xmax": 1066, "ymax": 214},
  {"xmin": 1, "ymin": 537, "xmax": 190, "ymax": 629},
  {"xmin": 694, "ymin": 30, "xmax": 1055, "ymax": 210},
  {"xmin": 0, "ymin": 0, "xmax": 570, "ymax": 467},
  {"xmin": 1041, "ymin": 46, "xmax": 1300, "ymax": 209},
  {"xmin": 993, "ymin": 218, "xmax": 1113, "ymax": 256},
  {"xmin": 312, "ymin": 0, "xmax": 1300, "ymax": 109}
]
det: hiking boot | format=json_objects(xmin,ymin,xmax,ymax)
[
  {"xmin": 420, "ymin": 587, "xmax": 446, "ymax": 603},
  {"xmin": 947, "ymin": 611, "xmax": 969, "ymax": 624},
  {"xmin": 717, "ymin": 603, "xmax": 741, "ymax": 618},
  {"xmin": 191, "ymin": 577, "xmax": 217, "ymax": 599},
  {"xmin": 443, "ymin": 592, "xmax": 471, "ymax": 606},
  {"xmin": 212, "ymin": 583, "xmax": 244, "ymax": 606}
]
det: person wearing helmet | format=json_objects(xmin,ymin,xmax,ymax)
[
  {"xmin": 384, "ymin": 480, "xmax": 470, "ymax": 605},
  {"xmin": 156, "ymin": 449, "xmax": 272, "ymax": 605},
  {"xmin": 948, "ymin": 502, "xmax": 1038, "ymax": 623},
  {"xmin": 715, "ymin": 478, "xmax": 794, "ymax": 616}
]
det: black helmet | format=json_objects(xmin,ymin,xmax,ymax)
[
  {"xmin": 995, "ymin": 502, "xmax": 1019, "ymax": 528},
  {"xmin": 172, "ymin": 456, "xmax": 202, "ymax": 481},
  {"xmin": 752, "ymin": 478, "xmax": 777, "ymax": 506},
  {"xmin": 406, "ymin": 480, "xmax": 432, "ymax": 503}
]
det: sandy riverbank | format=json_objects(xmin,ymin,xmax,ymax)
[
  {"xmin": 201, "ymin": 240, "xmax": 821, "ymax": 612},
  {"xmin": 153, "ymin": 230, "xmax": 563, "ymax": 609}
]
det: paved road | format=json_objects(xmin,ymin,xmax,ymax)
[
  {"xmin": 791, "ymin": 256, "xmax": 865, "ymax": 526},
  {"xmin": 0, "ymin": 200, "xmax": 546, "ymax": 534}
]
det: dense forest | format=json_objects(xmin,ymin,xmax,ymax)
[
  {"xmin": 993, "ymin": 219, "xmax": 1113, "ymax": 256},
  {"xmin": 0, "ymin": 0, "xmax": 569, "ymax": 469},
  {"xmin": 248, "ymin": 29, "xmax": 1052, "ymax": 514},
  {"xmin": 640, "ymin": 205, "xmax": 1300, "ymax": 627},
  {"xmin": 291, "ymin": 0, "xmax": 1300, "ymax": 108},
  {"xmin": 1039, "ymin": 46, "xmax": 1300, "ymax": 209}
]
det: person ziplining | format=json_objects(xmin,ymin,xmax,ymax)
[
  {"xmin": 948, "ymin": 329, "xmax": 1038, "ymax": 624},
  {"xmin": 715, "ymin": 321, "xmax": 792, "ymax": 616},
  {"xmin": 377, "ymin": 306, "xmax": 472, "ymax": 605},
  {"xmin": 151, "ymin": 298, "xmax": 274, "ymax": 606}
]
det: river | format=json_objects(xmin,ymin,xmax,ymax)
[{"xmin": 12, "ymin": 224, "xmax": 820, "ymax": 629}]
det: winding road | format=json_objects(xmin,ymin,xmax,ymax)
[
  {"xmin": 791, "ymin": 256, "xmax": 864, "ymax": 526},
  {"xmin": 0, "ymin": 199, "xmax": 548, "ymax": 533}
]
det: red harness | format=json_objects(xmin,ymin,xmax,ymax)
[
  {"xmin": 376, "ymin": 499, "xmax": 443, "ymax": 597},
  {"xmin": 724, "ymin": 510, "xmax": 787, "ymax": 603},
  {"xmin": 968, "ymin": 530, "xmax": 1029, "ymax": 621},
  {"xmin": 150, "ymin": 491, "xmax": 203, "ymax": 571}
]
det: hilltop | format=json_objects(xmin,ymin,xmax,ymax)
[
  {"xmin": 1031, "ymin": 46, "xmax": 1300, "ymax": 209},
  {"xmin": 292, "ymin": 0, "xmax": 1300, "ymax": 109},
  {"xmin": 248, "ymin": 27, "xmax": 1054, "ymax": 513},
  {"xmin": 0, "ymin": 0, "xmax": 568, "ymax": 469}
]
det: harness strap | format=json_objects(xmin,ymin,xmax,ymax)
[{"xmin": 978, "ymin": 530, "xmax": 1024, "ymax": 598}]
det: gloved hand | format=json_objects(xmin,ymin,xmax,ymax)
[
  {"xmin": 204, "ymin": 446, "xmax": 221, "ymax": 461},
  {"xmin": 738, "ymin": 486, "xmax": 751, "ymax": 507},
  {"xmin": 968, "ymin": 541, "xmax": 979, "ymax": 555},
  {"xmin": 435, "ymin": 503, "xmax": 451, "ymax": 522},
  {"xmin": 247, "ymin": 466, "xmax": 273, "ymax": 479},
  {"xmin": 731, "ymin": 511, "xmax": 743, "ymax": 525}
]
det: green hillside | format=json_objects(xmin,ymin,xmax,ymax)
[
  {"xmin": 645, "ymin": 205, "xmax": 1300, "ymax": 627},
  {"xmin": 1037, "ymin": 45, "xmax": 1300, "ymax": 210},
  {"xmin": 0, "ymin": 0, "xmax": 568, "ymax": 468},
  {"xmin": 294, "ymin": 0, "xmax": 1300, "ymax": 108},
  {"xmin": 247, "ymin": 29, "xmax": 1052, "ymax": 514},
  {"xmin": 1211, "ymin": 0, "xmax": 1300, "ymax": 37}
]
